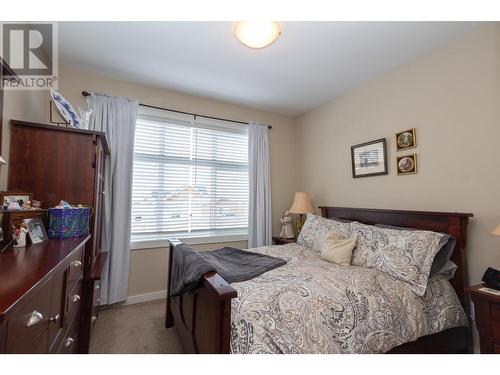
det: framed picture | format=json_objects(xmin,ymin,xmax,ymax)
[
  {"xmin": 351, "ymin": 138, "xmax": 388, "ymax": 178},
  {"xmin": 23, "ymin": 217, "xmax": 49, "ymax": 244},
  {"xmin": 0, "ymin": 191, "xmax": 32, "ymax": 210},
  {"xmin": 397, "ymin": 154, "xmax": 418, "ymax": 175},
  {"xmin": 396, "ymin": 128, "xmax": 416, "ymax": 151},
  {"xmin": 3, "ymin": 209, "xmax": 46, "ymax": 244}
]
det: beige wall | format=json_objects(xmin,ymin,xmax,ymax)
[
  {"xmin": 1, "ymin": 65, "xmax": 296, "ymax": 299},
  {"xmin": 295, "ymin": 23, "xmax": 500, "ymax": 286}
]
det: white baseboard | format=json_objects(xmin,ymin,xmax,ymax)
[{"xmin": 123, "ymin": 290, "xmax": 166, "ymax": 306}]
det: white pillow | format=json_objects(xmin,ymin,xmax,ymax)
[
  {"xmin": 297, "ymin": 213, "xmax": 350, "ymax": 250},
  {"xmin": 321, "ymin": 232, "xmax": 357, "ymax": 266}
]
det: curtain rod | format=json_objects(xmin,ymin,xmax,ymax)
[{"xmin": 81, "ymin": 91, "xmax": 272, "ymax": 129}]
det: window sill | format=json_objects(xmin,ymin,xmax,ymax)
[{"xmin": 130, "ymin": 233, "xmax": 248, "ymax": 250}]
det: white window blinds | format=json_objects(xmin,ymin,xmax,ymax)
[{"xmin": 131, "ymin": 107, "xmax": 249, "ymax": 241}]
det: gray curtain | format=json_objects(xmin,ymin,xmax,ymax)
[
  {"xmin": 248, "ymin": 122, "xmax": 272, "ymax": 248},
  {"xmin": 88, "ymin": 93, "xmax": 139, "ymax": 305}
]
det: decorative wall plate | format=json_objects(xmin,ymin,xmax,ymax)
[
  {"xmin": 50, "ymin": 89, "xmax": 81, "ymax": 128},
  {"xmin": 395, "ymin": 128, "xmax": 416, "ymax": 151},
  {"xmin": 398, "ymin": 157, "xmax": 414, "ymax": 172},
  {"xmin": 397, "ymin": 154, "xmax": 418, "ymax": 175}
]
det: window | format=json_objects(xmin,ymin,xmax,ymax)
[{"xmin": 131, "ymin": 107, "xmax": 249, "ymax": 243}]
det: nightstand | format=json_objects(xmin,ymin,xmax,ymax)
[
  {"xmin": 467, "ymin": 284, "xmax": 500, "ymax": 353},
  {"xmin": 272, "ymin": 236, "xmax": 296, "ymax": 245}
]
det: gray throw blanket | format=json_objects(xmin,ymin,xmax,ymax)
[{"xmin": 170, "ymin": 243, "xmax": 287, "ymax": 296}]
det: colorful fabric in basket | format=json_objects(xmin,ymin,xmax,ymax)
[{"xmin": 48, "ymin": 207, "xmax": 90, "ymax": 239}]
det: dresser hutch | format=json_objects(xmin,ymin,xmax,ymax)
[{"xmin": 0, "ymin": 119, "xmax": 109, "ymax": 353}]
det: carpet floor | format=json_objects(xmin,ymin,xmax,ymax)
[{"xmin": 89, "ymin": 300, "xmax": 184, "ymax": 354}]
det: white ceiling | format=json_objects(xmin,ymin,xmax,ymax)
[{"xmin": 59, "ymin": 22, "xmax": 480, "ymax": 117}]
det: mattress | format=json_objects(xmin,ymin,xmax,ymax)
[{"xmin": 230, "ymin": 243, "xmax": 468, "ymax": 354}]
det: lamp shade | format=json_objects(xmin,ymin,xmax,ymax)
[
  {"xmin": 289, "ymin": 192, "xmax": 314, "ymax": 214},
  {"xmin": 491, "ymin": 224, "xmax": 500, "ymax": 236}
]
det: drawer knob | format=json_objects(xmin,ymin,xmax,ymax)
[
  {"xmin": 95, "ymin": 284, "xmax": 100, "ymax": 290},
  {"xmin": 64, "ymin": 337, "xmax": 74, "ymax": 348},
  {"xmin": 91, "ymin": 315, "xmax": 97, "ymax": 322},
  {"xmin": 72, "ymin": 294, "xmax": 81, "ymax": 303},
  {"xmin": 27, "ymin": 310, "xmax": 44, "ymax": 327},
  {"xmin": 70, "ymin": 260, "xmax": 82, "ymax": 268},
  {"xmin": 50, "ymin": 314, "xmax": 60, "ymax": 323}
]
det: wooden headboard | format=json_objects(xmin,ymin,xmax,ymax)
[{"xmin": 319, "ymin": 206, "xmax": 473, "ymax": 308}]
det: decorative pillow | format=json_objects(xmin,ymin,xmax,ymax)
[
  {"xmin": 350, "ymin": 221, "xmax": 446, "ymax": 296},
  {"xmin": 297, "ymin": 213, "xmax": 350, "ymax": 250},
  {"xmin": 374, "ymin": 224, "xmax": 456, "ymax": 278},
  {"xmin": 321, "ymin": 232, "xmax": 357, "ymax": 267}
]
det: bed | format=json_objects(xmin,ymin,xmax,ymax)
[{"xmin": 165, "ymin": 206, "xmax": 473, "ymax": 354}]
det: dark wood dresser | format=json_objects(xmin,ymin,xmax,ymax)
[
  {"xmin": 6, "ymin": 119, "xmax": 110, "ymax": 353},
  {"xmin": 0, "ymin": 237, "xmax": 90, "ymax": 353}
]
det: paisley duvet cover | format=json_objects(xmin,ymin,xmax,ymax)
[{"xmin": 230, "ymin": 243, "xmax": 467, "ymax": 354}]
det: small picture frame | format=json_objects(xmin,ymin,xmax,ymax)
[
  {"xmin": 397, "ymin": 154, "xmax": 418, "ymax": 175},
  {"xmin": 351, "ymin": 138, "xmax": 388, "ymax": 178},
  {"xmin": 0, "ymin": 191, "xmax": 32, "ymax": 210},
  {"xmin": 24, "ymin": 217, "xmax": 49, "ymax": 244},
  {"xmin": 396, "ymin": 128, "xmax": 416, "ymax": 151}
]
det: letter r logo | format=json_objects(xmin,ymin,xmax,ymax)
[{"xmin": 2, "ymin": 23, "xmax": 53, "ymax": 76}]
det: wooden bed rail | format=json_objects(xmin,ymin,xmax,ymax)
[{"xmin": 165, "ymin": 238, "xmax": 237, "ymax": 353}]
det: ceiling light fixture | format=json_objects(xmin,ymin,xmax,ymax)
[{"xmin": 233, "ymin": 21, "xmax": 281, "ymax": 49}]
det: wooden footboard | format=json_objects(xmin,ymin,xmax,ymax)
[{"xmin": 165, "ymin": 239, "xmax": 236, "ymax": 353}]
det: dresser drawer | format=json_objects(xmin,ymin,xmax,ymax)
[
  {"xmin": 6, "ymin": 277, "xmax": 52, "ymax": 353},
  {"xmin": 495, "ymin": 344, "xmax": 500, "ymax": 354},
  {"xmin": 66, "ymin": 280, "xmax": 82, "ymax": 329},
  {"xmin": 58, "ymin": 314, "xmax": 79, "ymax": 354},
  {"xmin": 67, "ymin": 246, "xmax": 84, "ymax": 292},
  {"xmin": 48, "ymin": 270, "xmax": 65, "ymax": 352}
]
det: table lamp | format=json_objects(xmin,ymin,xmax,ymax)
[
  {"xmin": 490, "ymin": 225, "xmax": 500, "ymax": 237},
  {"xmin": 289, "ymin": 192, "xmax": 314, "ymax": 235}
]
